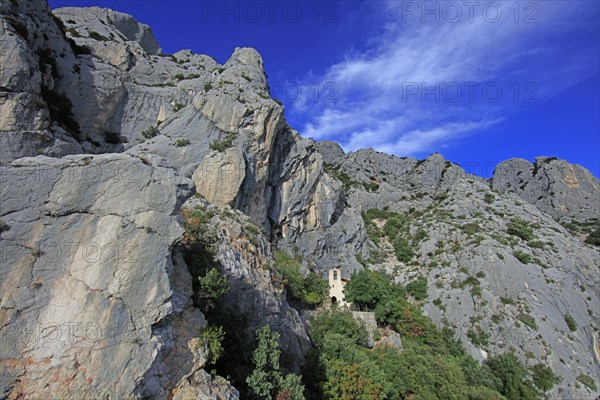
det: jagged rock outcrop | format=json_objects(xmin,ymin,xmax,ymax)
[
  {"xmin": 2, "ymin": 0, "xmax": 366, "ymax": 270},
  {"xmin": 0, "ymin": 153, "xmax": 241, "ymax": 398},
  {"xmin": 492, "ymin": 156, "xmax": 600, "ymax": 223},
  {"xmin": 0, "ymin": 0, "xmax": 89, "ymax": 160}
]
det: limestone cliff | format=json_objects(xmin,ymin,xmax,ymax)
[{"xmin": 1, "ymin": 1, "xmax": 599, "ymax": 399}]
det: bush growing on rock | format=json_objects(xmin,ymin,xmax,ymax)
[
  {"xmin": 210, "ymin": 133, "xmax": 236, "ymax": 152},
  {"xmin": 199, "ymin": 325, "xmax": 225, "ymax": 365},
  {"xmin": 530, "ymin": 364, "xmax": 560, "ymax": 392},
  {"xmin": 584, "ymin": 227, "xmax": 600, "ymax": 246},
  {"xmin": 564, "ymin": 314, "xmax": 577, "ymax": 332},
  {"xmin": 507, "ymin": 217, "xmax": 535, "ymax": 241},
  {"xmin": 141, "ymin": 126, "xmax": 160, "ymax": 139},
  {"xmin": 247, "ymin": 325, "xmax": 304, "ymax": 400},
  {"xmin": 271, "ymin": 251, "xmax": 327, "ymax": 306},
  {"xmin": 405, "ymin": 276, "xmax": 428, "ymax": 301},
  {"xmin": 513, "ymin": 250, "xmax": 531, "ymax": 264}
]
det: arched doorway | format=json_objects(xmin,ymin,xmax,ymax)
[{"xmin": 331, "ymin": 296, "xmax": 337, "ymax": 304}]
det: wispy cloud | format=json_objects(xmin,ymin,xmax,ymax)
[{"xmin": 291, "ymin": 0, "xmax": 599, "ymax": 157}]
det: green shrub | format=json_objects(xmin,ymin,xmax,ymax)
[
  {"xmin": 486, "ymin": 353, "xmax": 539, "ymax": 400},
  {"xmin": 468, "ymin": 385, "xmax": 507, "ymax": 400},
  {"xmin": 405, "ymin": 276, "xmax": 428, "ymax": 300},
  {"xmin": 461, "ymin": 223, "xmax": 482, "ymax": 236},
  {"xmin": 484, "ymin": 193, "xmax": 495, "ymax": 204},
  {"xmin": 564, "ymin": 314, "xmax": 577, "ymax": 332},
  {"xmin": 173, "ymin": 103, "xmax": 185, "ymax": 112},
  {"xmin": 174, "ymin": 73, "xmax": 185, "ymax": 80},
  {"xmin": 204, "ymin": 82, "xmax": 213, "ymax": 91},
  {"xmin": 527, "ymin": 241, "xmax": 545, "ymax": 249},
  {"xmin": 576, "ymin": 374, "xmax": 597, "ymax": 391},
  {"xmin": 198, "ymin": 268, "xmax": 228, "ymax": 300},
  {"xmin": 175, "ymin": 138, "xmax": 190, "ymax": 147},
  {"xmin": 507, "ymin": 217, "xmax": 534, "ymax": 241},
  {"xmin": 199, "ymin": 325, "xmax": 225, "ymax": 365},
  {"xmin": 88, "ymin": 30, "xmax": 109, "ymax": 41},
  {"xmin": 500, "ymin": 296, "xmax": 515, "ymax": 305},
  {"xmin": 467, "ymin": 327, "xmax": 490, "ymax": 347},
  {"xmin": 394, "ymin": 237, "xmax": 414, "ymax": 262},
  {"xmin": 584, "ymin": 227, "xmax": 600, "ymax": 246},
  {"xmin": 210, "ymin": 133, "xmax": 236, "ymax": 152},
  {"xmin": 141, "ymin": 126, "xmax": 160, "ymax": 139},
  {"xmin": 516, "ymin": 313, "xmax": 538, "ymax": 330},
  {"xmin": 513, "ymin": 251, "xmax": 531, "ymax": 264},
  {"xmin": 530, "ymin": 364, "xmax": 559, "ymax": 392},
  {"xmin": 247, "ymin": 325, "xmax": 304, "ymax": 400},
  {"xmin": 66, "ymin": 27, "xmax": 81, "ymax": 37},
  {"xmin": 271, "ymin": 251, "xmax": 327, "ymax": 306}
]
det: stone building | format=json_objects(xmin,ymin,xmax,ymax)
[{"xmin": 328, "ymin": 267, "xmax": 351, "ymax": 307}]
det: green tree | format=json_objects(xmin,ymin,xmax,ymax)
[
  {"xmin": 343, "ymin": 269, "xmax": 391, "ymax": 310},
  {"xmin": 198, "ymin": 267, "xmax": 228, "ymax": 299},
  {"xmin": 309, "ymin": 309, "xmax": 368, "ymax": 348},
  {"xmin": 393, "ymin": 236, "xmax": 414, "ymax": 262},
  {"xmin": 324, "ymin": 360, "xmax": 389, "ymax": 400},
  {"xmin": 301, "ymin": 272, "xmax": 328, "ymax": 305},
  {"xmin": 405, "ymin": 276, "xmax": 428, "ymax": 300},
  {"xmin": 486, "ymin": 353, "xmax": 540, "ymax": 400},
  {"xmin": 272, "ymin": 251, "xmax": 327, "ymax": 306},
  {"xmin": 374, "ymin": 346, "xmax": 467, "ymax": 400},
  {"xmin": 246, "ymin": 325, "xmax": 304, "ymax": 400},
  {"xmin": 198, "ymin": 325, "xmax": 225, "ymax": 365},
  {"xmin": 530, "ymin": 364, "xmax": 559, "ymax": 392}
]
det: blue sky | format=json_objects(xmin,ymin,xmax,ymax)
[{"xmin": 48, "ymin": 0, "xmax": 600, "ymax": 177}]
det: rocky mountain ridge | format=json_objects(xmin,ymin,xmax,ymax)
[{"xmin": 1, "ymin": 1, "xmax": 599, "ymax": 399}]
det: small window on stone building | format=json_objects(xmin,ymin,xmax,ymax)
[{"xmin": 333, "ymin": 270, "xmax": 338, "ymax": 280}]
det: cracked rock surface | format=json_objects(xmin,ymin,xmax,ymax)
[{"xmin": 0, "ymin": 154, "xmax": 238, "ymax": 398}]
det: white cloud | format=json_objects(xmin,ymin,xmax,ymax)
[{"xmin": 291, "ymin": 0, "xmax": 599, "ymax": 157}]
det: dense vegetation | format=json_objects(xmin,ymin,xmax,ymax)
[
  {"xmin": 271, "ymin": 251, "xmax": 328, "ymax": 307},
  {"xmin": 305, "ymin": 269, "xmax": 554, "ymax": 400},
  {"xmin": 247, "ymin": 326, "xmax": 304, "ymax": 400}
]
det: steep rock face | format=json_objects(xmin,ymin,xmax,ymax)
[
  {"xmin": 180, "ymin": 198, "xmax": 312, "ymax": 373},
  {"xmin": 322, "ymin": 146, "xmax": 600, "ymax": 399},
  {"xmin": 0, "ymin": 0, "xmax": 89, "ymax": 160},
  {"xmin": 2, "ymin": 2, "xmax": 366, "ymax": 272},
  {"xmin": 492, "ymin": 157, "xmax": 600, "ymax": 223},
  {"xmin": 0, "ymin": 154, "xmax": 241, "ymax": 398}
]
